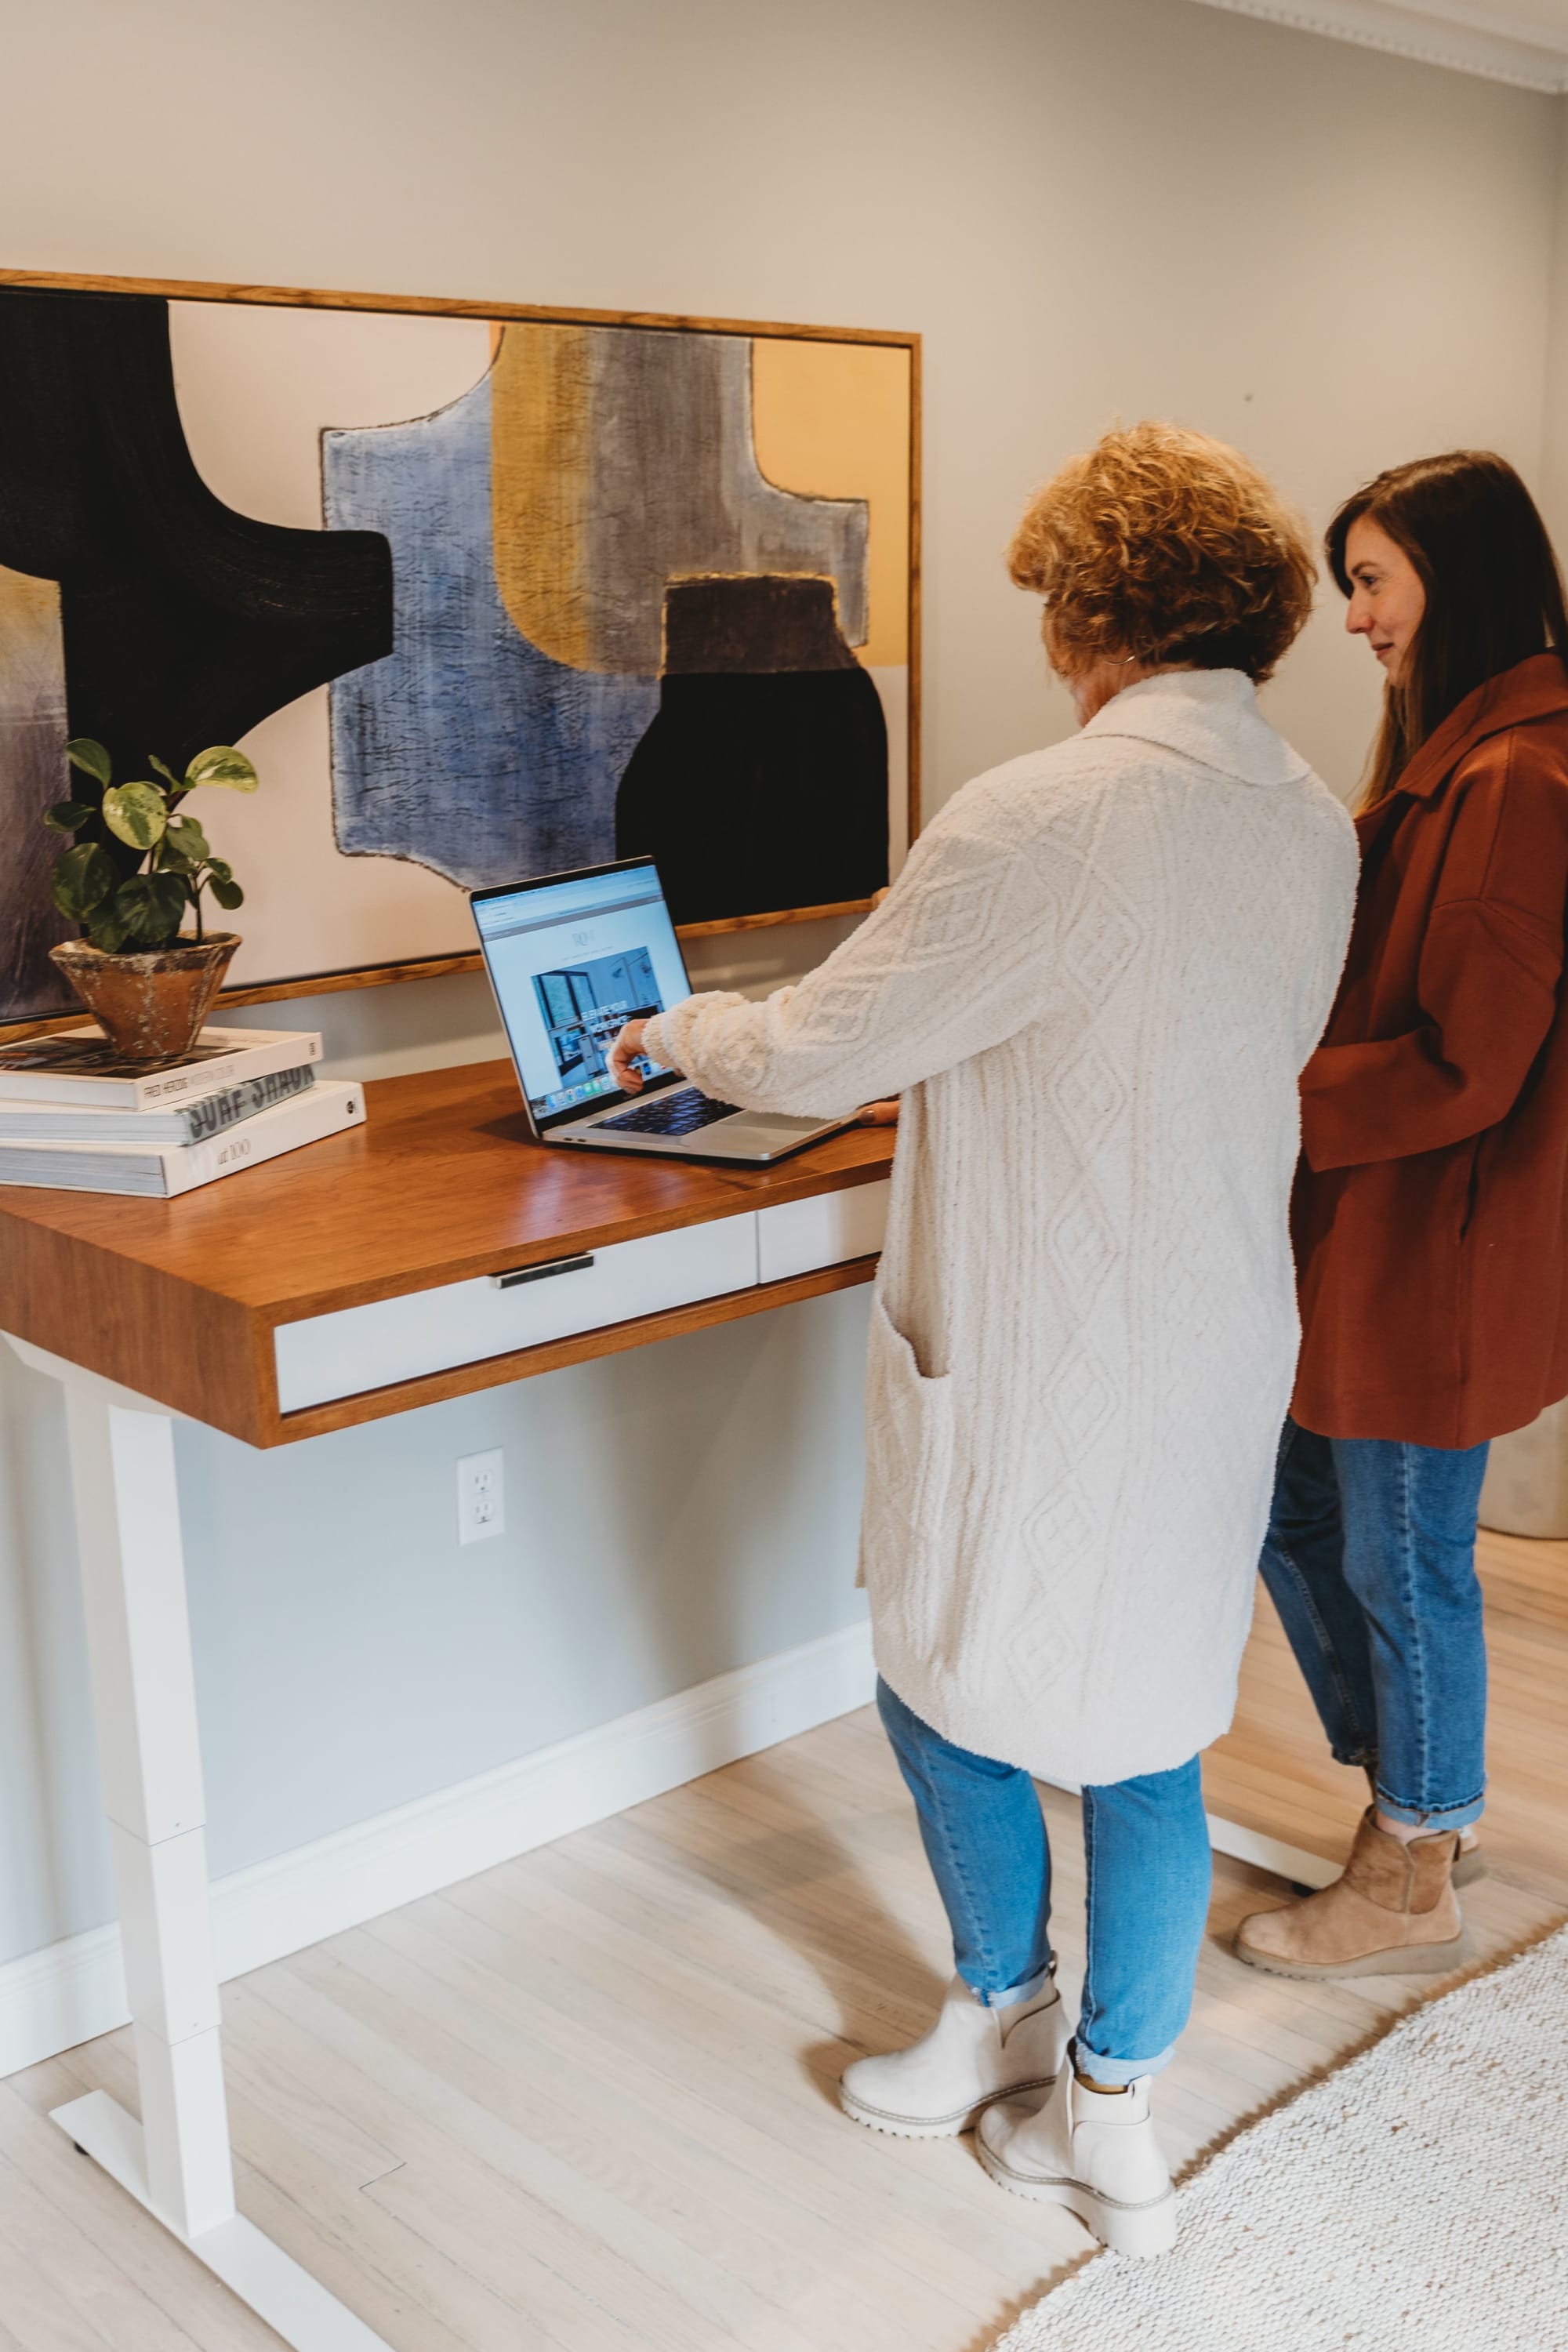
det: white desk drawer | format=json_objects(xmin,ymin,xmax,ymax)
[
  {"xmin": 274, "ymin": 1211, "xmax": 760, "ymax": 1412},
  {"xmin": 757, "ymin": 1178, "xmax": 890, "ymax": 1285}
]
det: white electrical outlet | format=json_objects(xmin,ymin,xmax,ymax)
[{"xmin": 457, "ymin": 1448, "xmax": 505, "ymax": 1544}]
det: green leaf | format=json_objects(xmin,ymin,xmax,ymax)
[
  {"xmin": 85, "ymin": 911, "xmax": 130, "ymax": 954},
  {"xmin": 208, "ymin": 875, "xmax": 245, "ymax": 911},
  {"xmin": 148, "ymin": 754, "xmax": 183, "ymax": 791},
  {"xmin": 165, "ymin": 814, "xmax": 210, "ymax": 861},
  {"xmin": 50, "ymin": 841, "xmax": 118, "ymax": 920},
  {"xmin": 66, "ymin": 737, "xmax": 112, "ymax": 787},
  {"xmin": 112, "ymin": 871, "xmax": 190, "ymax": 946},
  {"xmin": 205, "ymin": 856, "xmax": 233, "ymax": 881},
  {"xmin": 102, "ymin": 781, "xmax": 169, "ymax": 851},
  {"xmin": 184, "ymin": 745, "xmax": 258, "ymax": 793},
  {"xmin": 42, "ymin": 800, "xmax": 96, "ymax": 834}
]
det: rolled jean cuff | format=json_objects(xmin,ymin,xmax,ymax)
[
  {"xmin": 1073, "ymin": 2037, "xmax": 1175, "ymax": 2086},
  {"xmin": 967, "ymin": 1962, "xmax": 1052, "ymax": 2010},
  {"xmin": 1374, "ymin": 1788, "xmax": 1486, "ymax": 1832}
]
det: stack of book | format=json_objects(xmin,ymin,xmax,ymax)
[{"xmin": 0, "ymin": 1027, "xmax": 366, "ymax": 1196}]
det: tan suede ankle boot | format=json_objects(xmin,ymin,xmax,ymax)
[
  {"xmin": 1234, "ymin": 1808, "xmax": 1469, "ymax": 1979},
  {"xmin": 1361, "ymin": 1766, "xmax": 1484, "ymax": 1887}
]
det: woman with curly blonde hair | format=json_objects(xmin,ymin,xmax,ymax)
[{"xmin": 610, "ymin": 422, "xmax": 1356, "ymax": 2254}]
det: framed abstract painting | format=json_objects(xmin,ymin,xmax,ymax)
[{"xmin": 0, "ymin": 270, "xmax": 920, "ymax": 1033}]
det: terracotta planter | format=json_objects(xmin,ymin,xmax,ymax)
[{"xmin": 49, "ymin": 934, "xmax": 241, "ymax": 1061}]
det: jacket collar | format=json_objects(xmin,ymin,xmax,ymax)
[
  {"xmin": 1381, "ymin": 652, "xmax": 1568, "ymax": 804},
  {"xmin": 1080, "ymin": 666, "xmax": 1309, "ymax": 788}
]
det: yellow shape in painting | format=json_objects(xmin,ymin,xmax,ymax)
[
  {"xmin": 0, "ymin": 564, "xmax": 66, "ymax": 691},
  {"xmin": 750, "ymin": 339, "xmax": 910, "ymax": 669},
  {"xmin": 491, "ymin": 321, "xmax": 593, "ymax": 670}
]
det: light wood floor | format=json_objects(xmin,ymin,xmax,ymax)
[{"xmin": 5, "ymin": 1530, "xmax": 1565, "ymax": 2352}]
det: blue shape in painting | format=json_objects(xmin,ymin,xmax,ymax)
[{"xmin": 324, "ymin": 372, "xmax": 658, "ymax": 887}]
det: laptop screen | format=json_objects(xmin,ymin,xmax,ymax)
[{"xmin": 470, "ymin": 858, "xmax": 692, "ymax": 1129}]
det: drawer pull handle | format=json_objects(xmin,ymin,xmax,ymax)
[{"xmin": 491, "ymin": 1253, "xmax": 595, "ymax": 1290}]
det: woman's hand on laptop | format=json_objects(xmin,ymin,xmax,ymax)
[{"xmin": 608, "ymin": 1020, "xmax": 651, "ymax": 1094}]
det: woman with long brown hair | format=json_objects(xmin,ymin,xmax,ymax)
[{"xmin": 1236, "ymin": 452, "xmax": 1568, "ymax": 1977}]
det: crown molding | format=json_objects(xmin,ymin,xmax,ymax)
[{"xmin": 1185, "ymin": 0, "xmax": 1568, "ymax": 89}]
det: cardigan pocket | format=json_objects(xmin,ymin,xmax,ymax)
[{"xmin": 860, "ymin": 1292, "xmax": 959, "ymax": 1658}]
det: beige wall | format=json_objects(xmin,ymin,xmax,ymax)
[
  {"xmin": 1542, "ymin": 84, "xmax": 1568, "ymax": 550},
  {"xmin": 1, "ymin": 0, "xmax": 1558, "ymax": 808},
  {"xmin": 0, "ymin": 0, "xmax": 1562, "ymax": 1974}
]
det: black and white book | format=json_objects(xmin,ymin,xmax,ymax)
[
  {"xmin": 0, "ymin": 1079, "xmax": 365, "ymax": 1196},
  {"xmin": 0, "ymin": 1026, "xmax": 321, "ymax": 1109},
  {"xmin": 0, "ymin": 1060, "xmax": 318, "ymax": 1144}
]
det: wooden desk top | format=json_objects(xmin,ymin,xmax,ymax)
[{"xmin": 0, "ymin": 1060, "xmax": 895, "ymax": 1447}]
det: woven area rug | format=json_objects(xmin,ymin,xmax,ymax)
[{"xmin": 994, "ymin": 1921, "xmax": 1568, "ymax": 2352}]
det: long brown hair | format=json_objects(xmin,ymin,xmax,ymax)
[{"xmin": 1327, "ymin": 452, "xmax": 1568, "ymax": 807}]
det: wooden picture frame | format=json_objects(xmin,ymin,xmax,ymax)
[{"xmin": 0, "ymin": 269, "xmax": 921, "ymax": 1040}]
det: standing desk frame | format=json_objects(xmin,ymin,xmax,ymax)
[{"xmin": 0, "ymin": 1060, "xmax": 1331, "ymax": 2349}]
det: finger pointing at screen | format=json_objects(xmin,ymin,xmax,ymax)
[{"xmin": 608, "ymin": 1019, "xmax": 650, "ymax": 1094}]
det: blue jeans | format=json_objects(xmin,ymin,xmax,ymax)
[
  {"xmin": 1258, "ymin": 1417, "xmax": 1489, "ymax": 1831},
  {"xmin": 876, "ymin": 1678, "xmax": 1211, "ymax": 2085}
]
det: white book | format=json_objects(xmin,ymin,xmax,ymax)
[
  {"xmin": 0, "ymin": 1062, "xmax": 318, "ymax": 1145},
  {"xmin": 0, "ymin": 1079, "xmax": 365, "ymax": 1196},
  {"xmin": 0, "ymin": 1025, "xmax": 321, "ymax": 1109}
]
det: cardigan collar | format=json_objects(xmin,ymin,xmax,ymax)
[
  {"xmin": 1377, "ymin": 652, "xmax": 1568, "ymax": 805},
  {"xmin": 1080, "ymin": 666, "xmax": 1309, "ymax": 788}
]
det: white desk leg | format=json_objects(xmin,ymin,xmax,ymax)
[
  {"xmin": 1203, "ymin": 1812, "xmax": 1339, "ymax": 1892},
  {"xmin": 60, "ymin": 1383, "xmax": 234, "ymax": 2237},
  {"xmin": 9, "ymin": 1339, "xmax": 394, "ymax": 2352}
]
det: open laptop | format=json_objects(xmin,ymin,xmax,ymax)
[{"xmin": 470, "ymin": 858, "xmax": 854, "ymax": 1163}]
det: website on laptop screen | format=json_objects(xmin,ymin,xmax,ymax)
[{"xmin": 472, "ymin": 864, "xmax": 690, "ymax": 1123}]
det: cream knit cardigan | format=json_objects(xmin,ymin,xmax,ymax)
[{"xmin": 643, "ymin": 671, "xmax": 1358, "ymax": 1784}]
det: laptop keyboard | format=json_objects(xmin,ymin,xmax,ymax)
[{"xmin": 597, "ymin": 1086, "xmax": 743, "ymax": 1138}]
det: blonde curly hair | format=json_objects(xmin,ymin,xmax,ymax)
[{"xmin": 1007, "ymin": 422, "xmax": 1316, "ymax": 684}]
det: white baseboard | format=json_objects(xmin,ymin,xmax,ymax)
[{"xmin": 0, "ymin": 1618, "xmax": 876, "ymax": 2081}]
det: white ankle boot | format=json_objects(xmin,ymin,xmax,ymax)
[
  {"xmin": 839, "ymin": 1974, "xmax": 1068, "ymax": 2139},
  {"xmin": 978, "ymin": 2050, "xmax": 1177, "ymax": 2257}
]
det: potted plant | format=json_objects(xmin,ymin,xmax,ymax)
[{"xmin": 43, "ymin": 738, "xmax": 258, "ymax": 1060}]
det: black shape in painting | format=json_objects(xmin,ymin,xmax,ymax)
[
  {"xmin": 614, "ymin": 575, "xmax": 888, "ymax": 924},
  {"xmin": 0, "ymin": 287, "xmax": 394, "ymax": 1019}
]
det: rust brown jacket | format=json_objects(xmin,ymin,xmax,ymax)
[{"xmin": 1292, "ymin": 652, "xmax": 1568, "ymax": 1447}]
